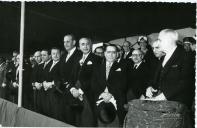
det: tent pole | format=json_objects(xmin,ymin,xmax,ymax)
[{"xmin": 18, "ymin": 1, "xmax": 25, "ymax": 107}]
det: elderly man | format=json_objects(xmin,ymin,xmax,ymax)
[
  {"xmin": 127, "ymin": 49, "xmax": 150, "ymax": 100},
  {"xmin": 152, "ymin": 40, "xmax": 165, "ymax": 60},
  {"xmin": 146, "ymin": 29, "xmax": 195, "ymax": 109},
  {"xmin": 69, "ymin": 37, "xmax": 102, "ymax": 126},
  {"xmin": 31, "ymin": 51, "xmax": 43, "ymax": 112},
  {"xmin": 91, "ymin": 44, "xmax": 127, "ymax": 127}
]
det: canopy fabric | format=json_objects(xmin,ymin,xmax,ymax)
[{"xmin": 109, "ymin": 27, "xmax": 196, "ymax": 48}]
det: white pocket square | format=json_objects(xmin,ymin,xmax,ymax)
[
  {"xmin": 171, "ymin": 65, "xmax": 178, "ymax": 68},
  {"xmin": 87, "ymin": 61, "xmax": 92, "ymax": 65},
  {"xmin": 115, "ymin": 68, "xmax": 121, "ymax": 71}
]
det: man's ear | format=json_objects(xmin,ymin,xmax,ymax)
[{"xmin": 73, "ymin": 40, "xmax": 76, "ymax": 46}]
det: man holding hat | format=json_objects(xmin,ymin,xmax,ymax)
[{"xmin": 91, "ymin": 44, "xmax": 127, "ymax": 127}]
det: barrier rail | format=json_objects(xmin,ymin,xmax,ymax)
[{"xmin": 0, "ymin": 98, "xmax": 74, "ymax": 127}]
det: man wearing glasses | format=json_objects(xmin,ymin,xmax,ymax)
[{"xmin": 127, "ymin": 49, "xmax": 150, "ymax": 101}]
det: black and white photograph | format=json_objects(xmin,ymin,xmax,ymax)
[{"xmin": 0, "ymin": 1, "xmax": 196, "ymax": 127}]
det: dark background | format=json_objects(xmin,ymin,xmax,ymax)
[{"xmin": 0, "ymin": 2, "xmax": 196, "ymax": 55}]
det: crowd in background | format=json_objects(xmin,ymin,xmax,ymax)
[{"xmin": 0, "ymin": 29, "xmax": 195, "ymax": 127}]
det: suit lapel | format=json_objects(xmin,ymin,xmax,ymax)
[
  {"xmin": 108, "ymin": 61, "xmax": 119, "ymax": 81},
  {"xmin": 65, "ymin": 49, "xmax": 77, "ymax": 63},
  {"xmin": 81, "ymin": 53, "xmax": 92, "ymax": 68},
  {"xmin": 161, "ymin": 47, "xmax": 181, "ymax": 77},
  {"xmin": 100, "ymin": 61, "xmax": 107, "ymax": 82}
]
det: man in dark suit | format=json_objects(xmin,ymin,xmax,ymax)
[
  {"xmin": 127, "ymin": 49, "xmax": 150, "ymax": 101},
  {"xmin": 122, "ymin": 41, "xmax": 133, "ymax": 59},
  {"xmin": 31, "ymin": 51, "xmax": 43, "ymax": 112},
  {"xmin": 38, "ymin": 49, "xmax": 52, "ymax": 116},
  {"xmin": 0, "ymin": 57, "xmax": 7, "ymax": 99},
  {"xmin": 42, "ymin": 48, "xmax": 61, "ymax": 120},
  {"xmin": 91, "ymin": 44, "xmax": 127, "ymax": 127},
  {"xmin": 146, "ymin": 29, "xmax": 195, "ymax": 109},
  {"xmin": 58, "ymin": 34, "xmax": 82, "ymax": 124},
  {"xmin": 138, "ymin": 36, "xmax": 158, "ymax": 71},
  {"xmin": 69, "ymin": 38, "xmax": 102, "ymax": 126},
  {"xmin": 6, "ymin": 54, "xmax": 19, "ymax": 104}
]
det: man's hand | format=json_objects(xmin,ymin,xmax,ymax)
[
  {"xmin": 147, "ymin": 93, "xmax": 167, "ymax": 101},
  {"xmin": 71, "ymin": 88, "xmax": 80, "ymax": 98},
  {"xmin": 13, "ymin": 82, "xmax": 18, "ymax": 88},
  {"xmin": 2, "ymin": 83, "xmax": 6, "ymax": 88},
  {"xmin": 145, "ymin": 86, "xmax": 157, "ymax": 98},
  {"xmin": 139, "ymin": 94, "xmax": 145, "ymax": 100},
  {"xmin": 37, "ymin": 83, "xmax": 42, "ymax": 90},
  {"xmin": 103, "ymin": 93, "xmax": 112, "ymax": 103}
]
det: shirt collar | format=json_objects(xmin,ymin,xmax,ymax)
[
  {"xmin": 52, "ymin": 60, "xmax": 59, "ymax": 65},
  {"xmin": 134, "ymin": 61, "xmax": 142, "ymax": 69},
  {"xmin": 45, "ymin": 59, "xmax": 51, "ymax": 65},
  {"xmin": 68, "ymin": 47, "xmax": 76, "ymax": 56},
  {"xmin": 82, "ymin": 52, "xmax": 91, "ymax": 61},
  {"xmin": 106, "ymin": 61, "xmax": 113, "ymax": 67},
  {"xmin": 0, "ymin": 62, "xmax": 4, "ymax": 67},
  {"xmin": 166, "ymin": 46, "xmax": 177, "ymax": 57}
]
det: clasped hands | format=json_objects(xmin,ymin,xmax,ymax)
[
  {"xmin": 12, "ymin": 82, "xmax": 18, "ymax": 88},
  {"xmin": 43, "ymin": 81, "xmax": 54, "ymax": 91},
  {"xmin": 70, "ymin": 87, "xmax": 84, "ymax": 101},
  {"xmin": 33, "ymin": 82, "xmax": 43, "ymax": 90},
  {"xmin": 1, "ymin": 83, "xmax": 6, "ymax": 88},
  {"xmin": 99, "ymin": 92, "xmax": 112, "ymax": 103},
  {"xmin": 141, "ymin": 86, "xmax": 166, "ymax": 101}
]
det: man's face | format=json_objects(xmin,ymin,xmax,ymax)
[
  {"xmin": 139, "ymin": 41, "xmax": 147, "ymax": 49},
  {"xmin": 131, "ymin": 50, "xmax": 143, "ymax": 64},
  {"xmin": 122, "ymin": 42, "xmax": 130, "ymax": 52},
  {"xmin": 64, "ymin": 35, "xmax": 76, "ymax": 52},
  {"xmin": 41, "ymin": 51, "xmax": 50, "ymax": 62},
  {"xmin": 95, "ymin": 48, "xmax": 104, "ymax": 57},
  {"xmin": 13, "ymin": 52, "xmax": 18, "ymax": 58},
  {"xmin": 51, "ymin": 49, "xmax": 60, "ymax": 62},
  {"xmin": 104, "ymin": 46, "xmax": 117, "ymax": 63},
  {"xmin": 190, "ymin": 44, "xmax": 196, "ymax": 51},
  {"xmin": 183, "ymin": 43, "xmax": 191, "ymax": 52},
  {"xmin": 34, "ymin": 52, "xmax": 42, "ymax": 64},
  {"xmin": 16, "ymin": 55, "xmax": 20, "ymax": 65},
  {"xmin": 152, "ymin": 41, "xmax": 165, "ymax": 58},
  {"xmin": 79, "ymin": 38, "xmax": 91, "ymax": 54},
  {"xmin": 158, "ymin": 33, "xmax": 169, "ymax": 52}
]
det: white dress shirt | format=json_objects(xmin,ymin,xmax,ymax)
[
  {"xmin": 162, "ymin": 46, "xmax": 177, "ymax": 67},
  {"xmin": 49, "ymin": 60, "xmax": 59, "ymax": 72},
  {"xmin": 134, "ymin": 61, "xmax": 142, "ymax": 69},
  {"xmin": 66, "ymin": 47, "xmax": 76, "ymax": 62}
]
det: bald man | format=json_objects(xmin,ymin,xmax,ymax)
[
  {"xmin": 69, "ymin": 37, "xmax": 102, "ymax": 126},
  {"xmin": 152, "ymin": 40, "xmax": 165, "ymax": 60},
  {"xmin": 127, "ymin": 49, "xmax": 150, "ymax": 100},
  {"xmin": 146, "ymin": 29, "xmax": 195, "ymax": 109}
]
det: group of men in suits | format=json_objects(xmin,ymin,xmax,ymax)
[{"xmin": 0, "ymin": 29, "xmax": 195, "ymax": 127}]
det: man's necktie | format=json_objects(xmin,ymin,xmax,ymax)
[
  {"xmin": 124, "ymin": 52, "xmax": 127, "ymax": 59},
  {"xmin": 65, "ymin": 52, "xmax": 70, "ymax": 62},
  {"xmin": 106, "ymin": 63, "xmax": 112, "ymax": 80},
  {"xmin": 80, "ymin": 55, "xmax": 86, "ymax": 66},
  {"xmin": 133, "ymin": 64, "xmax": 137, "ymax": 69},
  {"xmin": 43, "ymin": 62, "xmax": 47, "ymax": 69}
]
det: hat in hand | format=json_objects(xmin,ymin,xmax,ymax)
[{"xmin": 97, "ymin": 101, "xmax": 116, "ymax": 124}]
